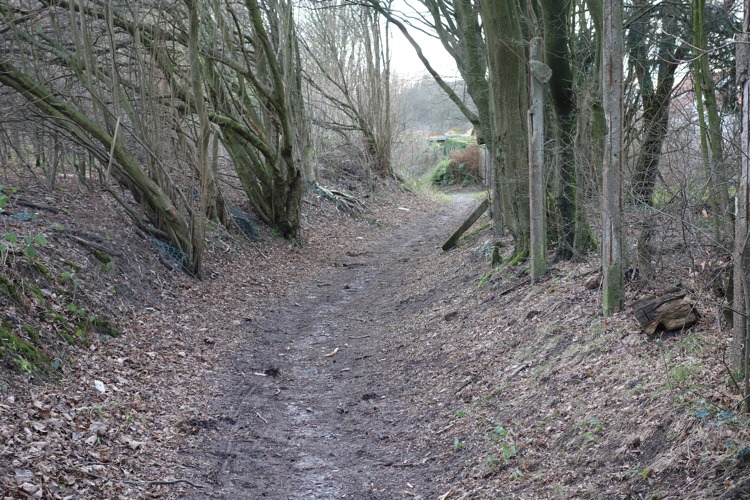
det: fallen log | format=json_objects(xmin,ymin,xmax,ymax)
[
  {"xmin": 441, "ymin": 198, "xmax": 489, "ymax": 251},
  {"xmin": 632, "ymin": 286, "xmax": 699, "ymax": 335},
  {"xmin": 17, "ymin": 198, "xmax": 60, "ymax": 214}
]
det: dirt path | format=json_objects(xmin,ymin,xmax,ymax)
[
  {"xmin": 3, "ymin": 181, "xmax": 746, "ymax": 498},
  {"xmin": 184, "ymin": 194, "xmax": 478, "ymax": 499}
]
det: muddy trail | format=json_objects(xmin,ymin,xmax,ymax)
[{"xmin": 184, "ymin": 194, "xmax": 479, "ymax": 499}]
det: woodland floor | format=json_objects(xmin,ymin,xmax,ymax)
[{"xmin": 2, "ymin": 179, "xmax": 750, "ymax": 499}]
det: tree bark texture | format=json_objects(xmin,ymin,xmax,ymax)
[
  {"xmin": 732, "ymin": 6, "xmax": 750, "ymax": 378},
  {"xmin": 692, "ymin": 0, "xmax": 731, "ymax": 243},
  {"xmin": 479, "ymin": 0, "xmax": 530, "ymax": 262},
  {"xmin": 601, "ymin": 0, "xmax": 624, "ymax": 315},
  {"xmin": 541, "ymin": 0, "xmax": 593, "ymax": 259},
  {"xmin": 633, "ymin": 288, "xmax": 699, "ymax": 335}
]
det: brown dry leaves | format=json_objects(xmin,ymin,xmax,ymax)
[
  {"xmin": 3, "ymin": 179, "xmax": 747, "ymax": 498},
  {"xmin": 1, "ymin": 180, "xmax": 426, "ymax": 498}
]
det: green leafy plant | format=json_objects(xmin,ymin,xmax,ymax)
[
  {"xmin": 102, "ymin": 261, "xmax": 116, "ymax": 274},
  {"xmin": 583, "ymin": 418, "xmax": 604, "ymax": 440},
  {"xmin": 60, "ymin": 271, "xmax": 80, "ymax": 289},
  {"xmin": 0, "ymin": 188, "xmax": 47, "ymax": 262},
  {"xmin": 67, "ymin": 302, "xmax": 86, "ymax": 318},
  {"xmin": 624, "ymin": 462, "xmax": 652, "ymax": 480},
  {"xmin": 489, "ymin": 423, "xmax": 517, "ymax": 461},
  {"xmin": 0, "ymin": 184, "xmax": 17, "ymax": 210}
]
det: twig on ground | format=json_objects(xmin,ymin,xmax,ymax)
[
  {"xmin": 438, "ymin": 488, "xmax": 455, "ymax": 500},
  {"xmin": 454, "ymin": 376, "xmax": 477, "ymax": 395},
  {"xmin": 65, "ymin": 232, "xmax": 123, "ymax": 257},
  {"xmin": 507, "ymin": 363, "xmax": 529, "ymax": 380},
  {"xmin": 434, "ymin": 423, "xmax": 454, "ymax": 434}
]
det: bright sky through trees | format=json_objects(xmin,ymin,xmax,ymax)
[{"xmin": 388, "ymin": 0, "xmax": 459, "ymax": 80}]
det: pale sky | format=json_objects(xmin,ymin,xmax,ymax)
[{"xmin": 387, "ymin": 2, "xmax": 459, "ymax": 81}]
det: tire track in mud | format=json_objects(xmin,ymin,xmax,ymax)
[{"xmin": 185, "ymin": 194, "xmax": 478, "ymax": 499}]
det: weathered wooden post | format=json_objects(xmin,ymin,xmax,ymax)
[{"xmin": 528, "ymin": 37, "xmax": 551, "ymax": 283}]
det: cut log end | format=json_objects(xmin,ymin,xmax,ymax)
[{"xmin": 633, "ymin": 288, "xmax": 699, "ymax": 335}]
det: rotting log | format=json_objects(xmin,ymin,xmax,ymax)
[
  {"xmin": 633, "ymin": 287, "xmax": 699, "ymax": 335},
  {"xmin": 441, "ymin": 198, "xmax": 489, "ymax": 251},
  {"xmin": 17, "ymin": 199, "xmax": 60, "ymax": 214}
]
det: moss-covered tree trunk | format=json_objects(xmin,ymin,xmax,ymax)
[
  {"xmin": 203, "ymin": 0, "xmax": 306, "ymax": 239},
  {"xmin": 571, "ymin": 0, "xmax": 604, "ymax": 257},
  {"xmin": 541, "ymin": 0, "xmax": 594, "ymax": 260},
  {"xmin": 692, "ymin": 0, "xmax": 731, "ymax": 243},
  {"xmin": 479, "ymin": 0, "xmax": 530, "ymax": 262}
]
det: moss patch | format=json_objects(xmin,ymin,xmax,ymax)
[
  {"xmin": 92, "ymin": 249, "xmax": 111, "ymax": 264},
  {"xmin": 28, "ymin": 260, "xmax": 50, "ymax": 277},
  {"xmin": 21, "ymin": 325, "xmax": 40, "ymax": 345},
  {"xmin": 0, "ymin": 321, "xmax": 52, "ymax": 376},
  {"xmin": 88, "ymin": 316, "xmax": 121, "ymax": 337},
  {"xmin": 0, "ymin": 274, "xmax": 23, "ymax": 305}
]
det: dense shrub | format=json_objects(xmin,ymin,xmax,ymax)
[{"xmin": 431, "ymin": 144, "xmax": 482, "ymax": 186}]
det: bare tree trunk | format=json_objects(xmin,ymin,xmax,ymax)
[
  {"xmin": 529, "ymin": 37, "xmax": 549, "ymax": 282},
  {"xmin": 693, "ymin": 0, "xmax": 731, "ymax": 242},
  {"xmin": 732, "ymin": 4, "xmax": 750, "ymax": 388},
  {"xmin": 186, "ymin": 0, "xmax": 208, "ymax": 277},
  {"xmin": 602, "ymin": 0, "xmax": 624, "ymax": 315}
]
